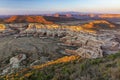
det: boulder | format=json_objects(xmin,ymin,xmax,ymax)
[{"xmin": 10, "ymin": 54, "xmax": 26, "ymax": 68}]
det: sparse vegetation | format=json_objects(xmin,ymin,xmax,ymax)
[{"xmin": 0, "ymin": 52, "xmax": 120, "ymax": 80}]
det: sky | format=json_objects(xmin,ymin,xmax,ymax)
[{"xmin": 0, "ymin": 0, "xmax": 120, "ymax": 15}]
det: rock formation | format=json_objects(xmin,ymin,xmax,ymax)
[
  {"xmin": 1, "ymin": 54, "xmax": 26, "ymax": 75},
  {"xmin": 98, "ymin": 14, "xmax": 120, "ymax": 18},
  {"xmin": 4, "ymin": 16, "xmax": 53, "ymax": 24},
  {"xmin": 0, "ymin": 18, "xmax": 120, "ymax": 76},
  {"xmin": 0, "ymin": 20, "xmax": 119, "ymax": 59}
]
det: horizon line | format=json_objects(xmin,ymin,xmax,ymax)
[{"xmin": 0, "ymin": 11, "xmax": 120, "ymax": 15}]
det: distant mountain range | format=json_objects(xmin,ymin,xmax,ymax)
[
  {"xmin": 0, "ymin": 13, "xmax": 120, "ymax": 24},
  {"xmin": 0, "ymin": 15, "xmax": 10, "ymax": 18},
  {"xmin": 0, "ymin": 12, "xmax": 120, "ymax": 20},
  {"xmin": 54, "ymin": 11, "xmax": 89, "ymax": 15},
  {"xmin": 43, "ymin": 12, "xmax": 120, "ymax": 20}
]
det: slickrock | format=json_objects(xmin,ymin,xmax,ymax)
[
  {"xmin": 1, "ymin": 54, "xmax": 26, "ymax": 75},
  {"xmin": 10, "ymin": 54, "xmax": 26, "ymax": 68},
  {"xmin": 60, "ymin": 30, "xmax": 120, "ymax": 58},
  {"xmin": 76, "ymin": 46, "xmax": 103, "ymax": 58}
]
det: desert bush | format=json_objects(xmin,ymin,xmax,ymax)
[{"xmin": 1, "ymin": 52, "xmax": 120, "ymax": 80}]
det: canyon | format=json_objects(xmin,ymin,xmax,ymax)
[{"xmin": 0, "ymin": 15, "xmax": 120, "ymax": 79}]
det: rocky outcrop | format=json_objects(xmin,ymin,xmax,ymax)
[
  {"xmin": 60, "ymin": 30, "xmax": 120, "ymax": 58},
  {"xmin": 10, "ymin": 54, "xmax": 26, "ymax": 68},
  {"xmin": 0, "ymin": 24, "xmax": 6, "ymax": 32},
  {"xmin": 0, "ymin": 20, "xmax": 117, "ymax": 38},
  {"xmin": 7, "ymin": 23, "xmax": 28, "ymax": 31},
  {"xmin": 0, "ymin": 37, "xmax": 62, "ymax": 62},
  {"xmin": 82, "ymin": 20, "xmax": 115, "ymax": 29},
  {"xmin": 0, "ymin": 37, "xmax": 65, "ymax": 75},
  {"xmin": 30, "ymin": 56, "xmax": 49, "ymax": 66},
  {"xmin": 1, "ymin": 54, "xmax": 26, "ymax": 75},
  {"xmin": 76, "ymin": 46, "xmax": 103, "ymax": 58}
]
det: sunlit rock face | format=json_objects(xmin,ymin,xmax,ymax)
[
  {"xmin": 4, "ymin": 16, "xmax": 53, "ymax": 24},
  {"xmin": 0, "ymin": 24, "xmax": 6, "ymax": 31},
  {"xmin": 5, "ymin": 16, "xmax": 17, "ymax": 23},
  {"xmin": 82, "ymin": 20, "xmax": 115, "ymax": 29},
  {"xmin": 98, "ymin": 14, "xmax": 120, "ymax": 18},
  {"xmin": 19, "ymin": 21, "xmax": 109, "ymax": 37},
  {"xmin": 0, "ymin": 19, "xmax": 116, "ymax": 37}
]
